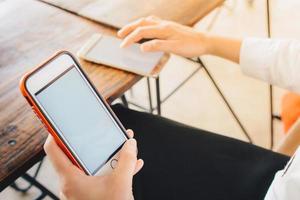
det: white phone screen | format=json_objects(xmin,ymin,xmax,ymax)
[{"xmin": 35, "ymin": 65, "xmax": 126, "ymax": 174}]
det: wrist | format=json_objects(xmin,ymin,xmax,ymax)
[
  {"xmin": 203, "ymin": 34, "xmax": 216, "ymax": 55},
  {"xmin": 200, "ymin": 35, "xmax": 242, "ymax": 63}
]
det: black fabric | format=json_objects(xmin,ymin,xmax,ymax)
[{"xmin": 112, "ymin": 104, "xmax": 289, "ymax": 200}]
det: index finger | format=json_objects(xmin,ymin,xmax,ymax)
[
  {"xmin": 120, "ymin": 25, "xmax": 167, "ymax": 48},
  {"xmin": 118, "ymin": 16, "xmax": 158, "ymax": 38}
]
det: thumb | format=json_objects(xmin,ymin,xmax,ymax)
[
  {"xmin": 44, "ymin": 135, "xmax": 80, "ymax": 176},
  {"xmin": 114, "ymin": 139, "xmax": 138, "ymax": 184}
]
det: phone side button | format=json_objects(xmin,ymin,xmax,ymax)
[{"xmin": 110, "ymin": 159, "xmax": 118, "ymax": 169}]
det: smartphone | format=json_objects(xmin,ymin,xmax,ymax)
[
  {"xmin": 20, "ymin": 51, "xmax": 128, "ymax": 176},
  {"xmin": 77, "ymin": 34, "xmax": 163, "ymax": 76}
]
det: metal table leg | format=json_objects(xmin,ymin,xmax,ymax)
[
  {"xmin": 10, "ymin": 158, "xmax": 59, "ymax": 200},
  {"xmin": 197, "ymin": 58, "xmax": 253, "ymax": 144},
  {"xmin": 155, "ymin": 76, "xmax": 161, "ymax": 115},
  {"xmin": 266, "ymin": 0, "xmax": 274, "ymax": 149},
  {"xmin": 121, "ymin": 94, "xmax": 129, "ymax": 108},
  {"xmin": 147, "ymin": 77, "xmax": 154, "ymax": 113},
  {"xmin": 124, "ymin": 63, "xmax": 202, "ymax": 115},
  {"xmin": 22, "ymin": 173, "xmax": 59, "ymax": 200},
  {"xmin": 150, "ymin": 64, "xmax": 201, "ymax": 115},
  {"xmin": 10, "ymin": 159, "xmax": 44, "ymax": 193}
]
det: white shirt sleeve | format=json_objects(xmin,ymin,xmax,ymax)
[
  {"xmin": 264, "ymin": 147, "xmax": 300, "ymax": 200},
  {"xmin": 240, "ymin": 38, "xmax": 300, "ymax": 93},
  {"xmin": 240, "ymin": 38, "xmax": 300, "ymax": 199}
]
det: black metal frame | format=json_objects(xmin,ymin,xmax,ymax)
[
  {"xmin": 121, "ymin": 57, "xmax": 254, "ymax": 143},
  {"xmin": 266, "ymin": 0, "xmax": 280, "ymax": 149},
  {"xmin": 10, "ymin": 159, "xmax": 59, "ymax": 200},
  {"xmin": 147, "ymin": 77, "xmax": 154, "ymax": 113},
  {"xmin": 196, "ymin": 58, "xmax": 253, "ymax": 143},
  {"xmin": 121, "ymin": 94, "xmax": 129, "ymax": 108},
  {"xmin": 155, "ymin": 77, "xmax": 161, "ymax": 115},
  {"xmin": 10, "ymin": 159, "xmax": 44, "ymax": 193},
  {"xmin": 122, "ymin": 63, "xmax": 202, "ymax": 116}
]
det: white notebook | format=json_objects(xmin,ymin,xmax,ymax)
[{"xmin": 77, "ymin": 34, "xmax": 163, "ymax": 76}]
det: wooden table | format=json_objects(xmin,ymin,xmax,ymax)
[
  {"xmin": 0, "ymin": 0, "xmax": 144, "ymax": 191},
  {"xmin": 0, "ymin": 0, "xmax": 223, "ymax": 195},
  {"xmin": 39, "ymin": 0, "xmax": 224, "ymax": 29}
]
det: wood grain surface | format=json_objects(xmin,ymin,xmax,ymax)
[
  {"xmin": 39, "ymin": 0, "xmax": 224, "ymax": 29},
  {"xmin": 0, "ymin": 0, "xmax": 222, "ymax": 191},
  {"xmin": 0, "ymin": 0, "xmax": 144, "ymax": 190}
]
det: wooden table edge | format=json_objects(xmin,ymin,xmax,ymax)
[{"xmin": 0, "ymin": 150, "xmax": 45, "ymax": 192}]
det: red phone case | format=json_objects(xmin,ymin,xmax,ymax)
[{"xmin": 20, "ymin": 51, "xmax": 92, "ymax": 173}]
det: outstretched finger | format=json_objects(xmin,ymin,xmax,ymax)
[
  {"xmin": 118, "ymin": 16, "xmax": 159, "ymax": 38},
  {"xmin": 141, "ymin": 39, "xmax": 177, "ymax": 53},
  {"xmin": 120, "ymin": 25, "xmax": 167, "ymax": 48}
]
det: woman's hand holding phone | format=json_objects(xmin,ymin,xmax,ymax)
[{"xmin": 44, "ymin": 130, "xmax": 143, "ymax": 200}]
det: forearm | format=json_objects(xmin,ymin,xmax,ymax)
[{"xmin": 205, "ymin": 35, "xmax": 242, "ymax": 64}]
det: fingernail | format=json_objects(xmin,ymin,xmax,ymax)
[
  {"xmin": 117, "ymin": 30, "xmax": 122, "ymax": 37},
  {"xmin": 120, "ymin": 42, "xmax": 125, "ymax": 48},
  {"xmin": 120, "ymin": 39, "xmax": 128, "ymax": 48}
]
